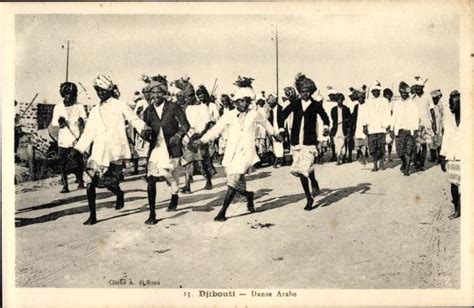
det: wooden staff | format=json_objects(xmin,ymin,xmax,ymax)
[{"xmin": 17, "ymin": 93, "xmax": 39, "ymax": 121}]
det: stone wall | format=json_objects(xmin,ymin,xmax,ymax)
[{"xmin": 16, "ymin": 101, "xmax": 55, "ymax": 158}]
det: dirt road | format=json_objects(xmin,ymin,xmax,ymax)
[{"xmin": 15, "ymin": 159, "xmax": 460, "ymax": 288}]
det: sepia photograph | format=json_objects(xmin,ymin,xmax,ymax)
[{"xmin": 2, "ymin": 1, "xmax": 472, "ymax": 306}]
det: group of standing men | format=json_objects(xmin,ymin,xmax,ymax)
[{"xmin": 50, "ymin": 72, "xmax": 462, "ymax": 226}]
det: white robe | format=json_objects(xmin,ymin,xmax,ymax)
[
  {"xmin": 362, "ymin": 97, "xmax": 391, "ymax": 134},
  {"xmin": 75, "ymin": 97, "xmax": 146, "ymax": 168},
  {"xmin": 440, "ymin": 114, "xmax": 461, "ymax": 161},
  {"xmin": 51, "ymin": 103, "xmax": 88, "ymax": 148},
  {"xmin": 201, "ymin": 109, "xmax": 275, "ymax": 174}
]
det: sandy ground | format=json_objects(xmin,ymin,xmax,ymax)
[{"xmin": 15, "ymin": 158, "xmax": 459, "ymax": 289}]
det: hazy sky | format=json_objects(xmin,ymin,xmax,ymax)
[{"xmin": 15, "ymin": 11, "xmax": 460, "ymax": 105}]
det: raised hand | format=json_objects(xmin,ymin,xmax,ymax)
[
  {"xmin": 273, "ymin": 133, "xmax": 283, "ymax": 143},
  {"xmin": 284, "ymin": 87, "xmax": 297, "ymax": 100},
  {"xmin": 58, "ymin": 116, "xmax": 67, "ymax": 128}
]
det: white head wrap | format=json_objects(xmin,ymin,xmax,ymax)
[
  {"xmin": 371, "ymin": 81, "xmax": 382, "ymax": 91},
  {"xmin": 234, "ymin": 87, "xmax": 256, "ymax": 100},
  {"xmin": 413, "ymin": 76, "xmax": 427, "ymax": 87},
  {"xmin": 94, "ymin": 74, "xmax": 114, "ymax": 91}
]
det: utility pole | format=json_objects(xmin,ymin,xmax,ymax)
[
  {"xmin": 275, "ymin": 25, "xmax": 279, "ymax": 104},
  {"xmin": 65, "ymin": 40, "xmax": 70, "ymax": 82}
]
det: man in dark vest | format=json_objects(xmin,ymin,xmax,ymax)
[
  {"xmin": 330, "ymin": 93, "xmax": 351, "ymax": 165},
  {"xmin": 280, "ymin": 73, "xmax": 330, "ymax": 210},
  {"xmin": 142, "ymin": 75, "xmax": 190, "ymax": 225}
]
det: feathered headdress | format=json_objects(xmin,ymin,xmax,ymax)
[
  {"xmin": 294, "ymin": 73, "xmax": 316, "ymax": 93},
  {"xmin": 233, "ymin": 76, "xmax": 254, "ymax": 88}
]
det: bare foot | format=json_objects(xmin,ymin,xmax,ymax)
[
  {"xmin": 247, "ymin": 191, "xmax": 255, "ymax": 213},
  {"xmin": 214, "ymin": 213, "xmax": 227, "ymax": 221},
  {"xmin": 448, "ymin": 211, "xmax": 460, "ymax": 219},
  {"xmin": 204, "ymin": 182, "xmax": 213, "ymax": 190},
  {"xmin": 304, "ymin": 197, "xmax": 314, "ymax": 211},
  {"xmin": 311, "ymin": 186, "xmax": 321, "ymax": 197},
  {"xmin": 83, "ymin": 216, "xmax": 97, "ymax": 225},
  {"xmin": 145, "ymin": 216, "xmax": 158, "ymax": 225},
  {"xmin": 180, "ymin": 186, "xmax": 191, "ymax": 194},
  {"xmin": 115, "ymin": 193, "xmax": 124, "ymax": 210},
  {"xmin": 60, "ymin": 187, "xmax": 70, "ymax": 193}
]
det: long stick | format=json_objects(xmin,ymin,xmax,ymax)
[
  {"xmin": 275, "ymin": 25, "xmax": 279, "ymax": 104},
  {"xmin": 66, "ymin": 40, "xmax": 70, "ymax": 82},
  {"xmin": 78, "ymin": 82, "xmax": 93, "ymax": 104},
  {"xmin": 18, "ymin": 93, "xmax": 39, "ymax": 121},
  {"xmin": 210, "ymin": 78, "xmax": 218, "ymax": 95},
  {"xmin": 211, "ymin": 85, "xmax": 219, "ymax": 96}
]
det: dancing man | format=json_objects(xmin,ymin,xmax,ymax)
[
  {"xmin": 363, "ymin": 81, "xmax": 391, "ymax": 171},
  {"xmin": 75, "ymin": 74, "xmax": 150, "ymax": 225},
  {"xmin": 141, "ymin": 75, "xmax": 190, "ymax": 224},
  {"xmin": 181, "ymin": 85, "xmax": 214, "ymax": 193},
  {"xmin": 440, "ymin": 91, "xmax": 461, "ymax": 219},
  {"xmin": 280, "ymin": 73, "xmax": 330, "ymax": 210},
  {"xmin": 329, "ymin": 93, "xmax": 351, "ymax": 165},
  {"xmin": 193, "ymin": 76, "xmax": 283, "ymax": 221},
  {"xmin": 391, "ymin": 81, "xmax": 420, "ymax": 176},
  {"xmin": 52, "ymin": 81, "xmax": 87, "ymax": 193}
]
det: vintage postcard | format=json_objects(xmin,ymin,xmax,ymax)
[{"xmin": 1, "ymin": 1, "xmax": 472, "ymax": 306}]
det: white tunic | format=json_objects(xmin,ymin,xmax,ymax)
[
  {"xmin": 201, "ymin": 109, "xmax": 275, "ymax": 174},
  {"xmin": 75, "ymin": 97, "xmax": 146, "ymax": 168},
  {"xmin": 429, "ymin": 100, "xmax": 444, "ymax": 134},
  {"xmin": 354, "ymin": 102, "xmax": 368, "ymax": 139},
  {"xmin": 208, "ymin": 102, "xmax": 220, "ymax": 123},
  {"xmin": 391, "ymin": 98, "xmax": 421, "ymax": 135},
  {"xmin": 412, "ymin": 94, "xmax": 432, "ymax": 128},
  {"xmin": 362, "ymin": 97, "xmax": 391, "ymax": 134},
  {"xmin": 185, "ymin": 104, "xmax": 210, "ymax": 136},
  {"xmin": 440, "ymin": 114, "xmax": 461, "ymax": 161},
  {"xmin": 51, "ymin": 103, "xmax": 88, "ymax": 148},
  {"xmin": 148, "ymin": 103, "xmax": 176, "ymax": 175}
]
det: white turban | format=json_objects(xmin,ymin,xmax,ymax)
[
  {"xmin": 234, "ymin": 87, "xmax": 256, "ymax": 100},
  {"xmin": 94, "ymin": 74, "xmax": 114, "ymax": 91},
  {"xmin": 413, "ymin": 76, "xmax": 427, "ymax": 87},
  {"xmin": 371, "ymin": 81, "xmax": 382, "ymax": 91}
]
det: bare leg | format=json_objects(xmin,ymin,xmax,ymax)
[
  {"xmin": 387, "ymin": 144, "xmax": 393, "ymax": 161},
  {"xmin": 308, "ymin": 170, "xmax": 320, "ymax": 197},
  {"xmin": 181, "ymin": 164, "xmax": 192, "ymax": 193},
  {"xmin": 379, "ymin": 157, "xmax": 386, "ymax": 170},
  {"xmin": 145, "ymin": 177, "xmax": 158, "ymax": 224},
  {"xmin": 299, "ymin": 175, "xmax": 314, "ymax": 211},
  {"xmin": 106, "ymin": 184, "xmax": 124, "ymax": 210},
  {"xmin": 449, "ymin": 184, "xmax": 460, "ymax": 219},
  {"xmin": 84, "ymin": 179, "xmax": 97, "ymax": 225},
  {"xmin": 420, "ymin": 144, "xmax": 427, "ymax": 170},
  {"xmin": 76, "ymin": 171, "xmax": 85, "ymax": 189},
  {"xmin": 167, "ymin": 194, "xmax": 178, "ymax": 212},
  {"xmin": 403, "ymin": 153, "xmax": 412, "ymax": 176},
  {"xmin": 215, "ymin": 187, "xmax": 236, "ymax": 221},
  {"xmin": 133, "ymin": 158, "xmax": 139, "ymax": 175},
  {"xmin": 60, "ymin": 171, "xmax": 70, "ymax": 193},
  {"xmin": 399, "ymin": 156, "xmax": 406, "ymax": 173},
  {"xmin": 371, "ymin": 158, "xmax": 378, "ymax": 171},
  {"xmin": 203, "ymin": 157, "xmax": 213, "ymax": 190}
]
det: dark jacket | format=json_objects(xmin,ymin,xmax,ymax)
[
  {"xmin": 268, "ymin": 105, "xmax": 284, "ymax": 128},
  {"xmin": 280, "ymin": 97, "xmax": 330, "ymax": 146},
  {"xmin": 330, "ymin": 105, "xmax": 351, "ymax": 137},
  {"xmin": 143, "ymin": 101, "xmax": 190, "ymax": 158}
]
